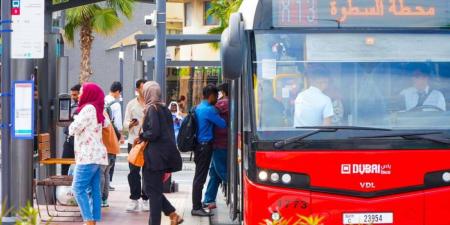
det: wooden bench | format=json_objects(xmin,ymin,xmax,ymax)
[{"xmin": 35, "ymin": 133, "xmax": 80, "ymax": 221}]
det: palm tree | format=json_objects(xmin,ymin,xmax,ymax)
[
  {"xmin": 64, "ymin": 0, "xmax": 134, "ymax": 83},
  {"xmin": 206, "ymin": 0, "xmax": 243, "ymax": 49}
]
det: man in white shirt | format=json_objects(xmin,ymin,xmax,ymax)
[
  {"xmin": 123, "ymin": 79, "xmax": 150, "ymax": 212},
  {"xmin": 104, "ymin": 81, "xmax": 123, "ymax": 191},
  {"xmin": 400, "ymin": 65, "xmax": 446, "ymax": 111},
  {"xmin": 294, "ymin": 65, "xmax": 334, "ymax": 127}
]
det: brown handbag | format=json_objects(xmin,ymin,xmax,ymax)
[
  {"xmin": 102, "ymin": 116, "xmax": 120, "ymax": 155},
  {"xmin": 128, "ymin": 105, "xmax": 154, "ymax": 167},
  {"xmin": 127, "ymin": 128, "xmax": 148, "ymax": 167}
]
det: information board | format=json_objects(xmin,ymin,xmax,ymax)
[
  {"xmin": 11, "ymin": 0, "xmax": 45, "ymax": 59},
  {"xmin": 12, "ymin": 81, "xmax": 34, "ymax": 139},
  {"xmin": 272, "ymin": 0, "xmax": 450, "ymax": 28}
]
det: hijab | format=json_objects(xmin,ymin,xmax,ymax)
[
  {"xmin": 143, "ymin": 81, "xmax": 163, "ymax": 114},
  {"xmin": 77, "ymin": 82, "xmax": 105, "ymax": 124}
]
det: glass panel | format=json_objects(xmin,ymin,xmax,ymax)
[
  {"xmin": 254, "ymin": 32, "xmax": 450, "ymax": 139},
  {"xmin": 166, "ymin": 67, "xmax": 222, "ymax": 114}
]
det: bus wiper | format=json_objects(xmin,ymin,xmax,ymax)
[
  {"xmin": 273, "ymin": 126, "xmax": 391, "ymax": 148},
  {"xmin": 351, "ymin": 131, "xmax": 450, "ymax": 144}
]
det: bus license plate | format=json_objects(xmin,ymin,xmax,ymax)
[{"xmin": 343, "ymin": 213, "xmax": 393, "ymax": 224}]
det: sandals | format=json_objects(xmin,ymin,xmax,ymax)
[{"xmin": 169, "ymin": 212, "xmax": 184, "ymax": 225}]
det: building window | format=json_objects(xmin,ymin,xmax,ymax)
[
  {"xmin": 184, "ymin": 2, "xmax": 193, "ymax": 27},
  {"xmin": 204, "ymin": 1, "xmax": 219, "ymax": 26}
]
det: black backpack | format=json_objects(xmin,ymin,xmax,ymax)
[
  {"xmin": 177, "ymin": 107, "xmax": 197, "ymax": 152},
  {"xmin": 105, "ymin": 100, "xmax": 121, "ymax": 141}
]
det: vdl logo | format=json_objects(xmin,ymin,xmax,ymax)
[{"xmin": 341, "ymin": 164, "xmax": 392, "ymax": 175}]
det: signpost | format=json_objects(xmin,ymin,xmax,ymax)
[
  {"xmin": 12, "ymin": 81, "xmax": 34, "ymax": 139},
  {"xmin": 11, "ymin": 0, "xmax": 45, "ymax": 59}
]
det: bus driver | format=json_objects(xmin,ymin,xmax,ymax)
[
  {"xmin": 400, "ymin": 64, "xmax": 446, "ymax": 111},
  {"xmin": 293, "ymin": 65, "xmax": 334, "ymax": 127}
]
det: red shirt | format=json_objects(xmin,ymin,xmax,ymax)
[{"xmin": 213, "ymin": 97, "xmax": 229, "ymax": 149}]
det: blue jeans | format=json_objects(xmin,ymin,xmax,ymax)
[
  {"xmin": 203, "ymin": 149, "xmax": 227, "ymax": 204},
  {"xmin": 72, "ymin": 164, "xmax": 102, "ymax": 222}
]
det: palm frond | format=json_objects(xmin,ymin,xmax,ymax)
[
  {"xmin": 106, "ymin": 0, "xmax": 134, "ymax": 19},
  {"xmin": 92, "ymin": 8, "xmax": 123, "ymax": 36},
  {"xmin": 63, "ymin": 21, "xmax": 78, "ymax": 45}
]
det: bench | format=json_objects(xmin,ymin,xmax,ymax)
[{"xmin": 35, "ymin": 133, "xmax": 81, "ymax": 222}]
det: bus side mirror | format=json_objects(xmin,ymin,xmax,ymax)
[
  {"xmin": 221, "ymin": 12, "xmax": 244, "ymax": 80},
  {"xmin": 57, "ymin": 94, "xmax": 72, "ymax": 127}
]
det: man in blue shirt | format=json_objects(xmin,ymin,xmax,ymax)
[{"xmin": 191, "ymin": 84, "xmax": 226, "ymax": 217}]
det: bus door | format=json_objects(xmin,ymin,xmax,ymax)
[{"xmin": 227, "ymin": 78, "xmax": 242, "ymax": 221}]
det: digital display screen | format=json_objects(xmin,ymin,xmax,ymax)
[
  {"xmin": 272, "ymin": 0, "xmax": 450, "ymax": 28},
  {"xmin": 59, "ymin": 98, "xmax": 71, "ymax": 122}
]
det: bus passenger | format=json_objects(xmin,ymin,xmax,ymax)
[
  {"xmin": 259, "ymin": 80, "xmax": 286, "ymax": 128},
  {"xmin": 192, "ymin": 84, "xmax": 226, "ymax": 217},
  {"xmin": 400, "ymin": 64, "xmax": 446, "ymax": 111},
  {"xmin": 294, "ymin": 65, "xmax": 334, "ymax": 127}
]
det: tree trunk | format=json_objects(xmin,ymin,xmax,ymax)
[{"xmin": 79, "ymin": 23, "xmax": 94, "ymax": 84}]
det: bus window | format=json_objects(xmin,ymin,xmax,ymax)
[{"xmin": 254, "ymin": 32, "xmax": 450, "ymax": 139}]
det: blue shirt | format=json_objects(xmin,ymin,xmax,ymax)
[{"xmin": 195, "ymin": 100, "xmax": 226, "ymax": 142}]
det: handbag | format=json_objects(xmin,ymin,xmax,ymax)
[
  {"xmin": 128, "ymin": 105, "xmax": 156, "ymax": 167},
  {"xmin": 102, "ymin": 114, "xmax": 120, "ymax": 155},
  {"xmin": 128, "ymin": 128, "xmax": 148, "ymax": 167}
]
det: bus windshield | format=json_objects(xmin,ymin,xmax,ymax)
[{"xmin": 253, "ymin": 32, "xmax": 450, "ymax": 140}]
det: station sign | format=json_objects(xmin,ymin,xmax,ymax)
[
  {"xmin": 272, "ymin": 0, "xmax": 450, "ymax": 28},
  {"xmin": 11, "ymin": 0, "xmax": 45, "ymax": 59}
]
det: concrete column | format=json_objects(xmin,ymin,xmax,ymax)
[
  {"xmin": 56, "ymin": 57, "xmax": 69, "ymax": 158},
  {"xmin": 134, "ymin": 60, "xmax": 145, "ymax": 81}
]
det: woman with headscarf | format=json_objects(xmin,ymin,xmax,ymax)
[
  {"xmin": 168, "ymin": 101, "xmax": 184, "ymax": 139},
  {"xmin": 139, "ymin": 81, "xmax": 183, "ymax": 225},
  {"xmin": 69, "ymin": 83, "xmax": 109, "ymax": 225}
]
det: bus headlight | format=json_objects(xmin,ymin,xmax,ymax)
[
  {"xmin": 271, "ymin": 212, "xmax": 281, "ymax": 221},
  {"xmin": 443, "ymin": 172, "xmax": 450, "ymax": 183},
  {"xmin": 282, "ymin": 174, "xmax": 292, "ymax": 184},
  {"xmin": 258, "ymin": 170, "xmax": 268, "ymax": 181},
  {"xmin": 270, "ymin": 173, "xmax": 280, "ymax": 183}
]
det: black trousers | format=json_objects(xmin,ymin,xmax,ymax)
[
  {"xmin": 109, "ymin": 154, "xmax": 116, "ymax": 182},
  {"xmin": 143, "ymin": 169, "xmax": 176, "ymax": 225},
  {"xmin": 61, "ymin": 136, "xmax": 74, "ymax": 175},
  {"xmin": 192, "ymin": 142, "xmax": 213, "ymax": 210},
  {"xmin": 128, "ymin": 144, "xmax": 149, "ymax": 200}
]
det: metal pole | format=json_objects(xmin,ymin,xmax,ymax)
[
  {"xmin": 119, "ymin": 44, "xmax": 124, "ymax": 118},
  {"xmin": 10, "ymin": 59, "xmax": 34, "ymax": 210},
  {"xmin": 1, "ymin": 0, "xmax": 13, "ymax": 222},
  {"xmin": 155, "ymin": 0, "xmax": 167, "ymax": 101}
]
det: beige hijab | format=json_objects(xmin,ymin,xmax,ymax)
[{"xmin": 143, "ymin": 81, "xmax": 163, "ymax": 114}]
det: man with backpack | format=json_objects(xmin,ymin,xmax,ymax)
[
  {"xmin": 104, "ymin": 81, "xmax": 123, "ymax": 190},
  {"xmin": 190, "ymin": 84, "xmax": 226, "ymax": 217}
]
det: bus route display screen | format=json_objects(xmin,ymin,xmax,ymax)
[{"xmin": 272, "ymin": 0, "xmax": 450, "ymax": 28}]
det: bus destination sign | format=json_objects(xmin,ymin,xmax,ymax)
[{"xmin": 272, "ymin": 0, "xmax": 450, "ymax": 28}]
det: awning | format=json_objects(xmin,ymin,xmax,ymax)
[{"xmin": 135, "ymin": 34, "xmax": 221, "ymax": 49}]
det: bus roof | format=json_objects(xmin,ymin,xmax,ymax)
[{"xmin": 240, "ymin": 0, "xmax": 450, "ymax": 30}]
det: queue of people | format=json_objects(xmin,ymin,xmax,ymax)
[{"xmin": 64, "ymin": 79, "xmax": 189, "ymax": 225}]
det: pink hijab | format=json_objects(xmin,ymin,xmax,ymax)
[{"xmin": 77, "ymin": 82, "xmax": 105, "ymax": 124}]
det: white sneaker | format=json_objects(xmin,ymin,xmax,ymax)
[
  {"xmin": 126, "ymin": 200, "xmax": 140, "ymax": 212},
  {"xmin": 141, "ymin": 200, "xmax": 150, "ymax": 212}
]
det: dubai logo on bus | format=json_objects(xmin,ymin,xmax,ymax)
[{"xmin": 341, "ymin": 164, "xmax": 392, "ymax": 175}]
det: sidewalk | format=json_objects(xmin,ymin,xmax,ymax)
[{"xmin": 46, "ymin": 167, "xmax": 209, "ymax": 225}]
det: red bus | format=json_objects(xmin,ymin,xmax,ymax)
[{"xmin": 220, "ymin": 0, "xmax": 450, "ymax": 224}]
